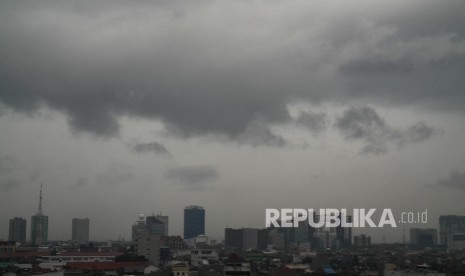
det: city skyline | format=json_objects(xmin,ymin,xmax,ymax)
[
  {"xmin": 2, "ymin": 197, "xmax": 464, "ymax": 244},
  {"xmin": 1, "ymin": 0, "xmax": 465, "ymax": 243}
]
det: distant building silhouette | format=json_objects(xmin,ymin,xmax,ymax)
[
  {"xmin": 135, "ymin": 230, "xmax": 160, "ymax": 265},
  {"xmin": 225, "ymin": 228, "xmax": 244, "ymax": 249},
  {"xmin": 225, "ymin": 228, "xmax": 265, "ymax": 250},
  {"xmin": 131, "ymin": 213, "xmax": 169, "ymax": 241},
  {"xmin": 146, "ymin": 215, "xmax": 166, "ymax": 236},
  {"xmin": 132, "ymin": 214, "xmax": 147, "ymax": 242},
  {"xmin": 410, "ymin": 228, "xmax": 437, "ymax": 248},
  {"xmin": 160, "ymin": 236, "xmax": 188, "ymax": 250},
  {"xmin": 155, "ymin": 215, "xmax": 169, "ymax": 236},
  {"xmin": 439, "ymin": 215, "xmax": 465, "ymax": 249},
  {"xmin": 72, "ymin": 218, "xmax": 90, "ymax": 243},
  {"xmin": 9, "ymin": 217, "xmax": 26, "ymax": 244},
  {"xmin": 353, "ymin": 234, "xmax": 371, "ymax": 247},
  {"xmin": 31, "ymin": 184, "xmax": 48, "ymax": 245},
  {"xmin": 184, "ymin": 205, "xmax": 205, "ymax": 239}
]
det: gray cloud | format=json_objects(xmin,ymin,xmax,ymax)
[
  {"xmin": 0, "ymin": 156, "xmax": 22, "ymax": 192},
  {"xmin": 95, "ymin": 163, "xmax": 133, "ymax": 187},
  {"xmin": 0, "ymin": 1, "xmax": 464, "ymax": 144},
  {"xmin": 130, "ymin": 141, "xmax": 170, "ymax": 156},
  {"xmin": 406, "ymin": 121, "xmax": 437, "ymax": 143},
  {"xmin": 0, "ymin": 179, "xmax": 20, "ymax": 192},
  {"xmin": 436, "ymin": 170, "xmax": 465, "ymax": 190},
  {"xmin": 236, "ymin": 121, "xmax": 286, "ymax": 148},
  {"xmin": 164, "ymin": 165, "xmax": 219, "ymax": 190},
  {"xmin": 0, "ymin": 155, "xmax": 17, "ymax": 175},
  {"xmin": 72, "ymin": 177, "xmax": 89, "ymax": 189},
  {"xmin": 296, "ymin": 112, "xmax": 327, "ymax": 134},
  {"xmin": 336, "ymin": 106, "xmax": 438, "ymax": 154}
]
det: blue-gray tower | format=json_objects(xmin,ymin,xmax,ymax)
[{"xmin": 183, "ymin": 205, "xmax": 205, "ymax": 239}]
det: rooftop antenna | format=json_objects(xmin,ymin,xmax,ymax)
[{"xmin": 38, "ymin": 183, "xmax": 43, "ymax": 215}]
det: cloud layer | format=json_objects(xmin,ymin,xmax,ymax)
[
  {"xmin": 130, "ymin": 141, "xmax": 170, "ymax": 156},
  {"xmin": 336, "ymin": 106, "xmax": 438, "ymax": 154},
  {"xmin": 436, "ymin": 170, "xmax": 465, "ymax": 190},
  {"xmin": 164, "ymin": 165, "xmax": 219, "ymax": 190},
  {"xmin": 0, "ymin": 0, "xmax": 464, "ymax": 145}
]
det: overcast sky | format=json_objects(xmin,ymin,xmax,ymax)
[{"xmin": 1, "ymin": 0, "xmax": 465, "ymax": 243}]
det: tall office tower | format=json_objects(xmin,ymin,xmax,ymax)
[
  {"xmin": 9, "ymin": 217, "xmax": 27, "ymax": 244},
  {"xmin": 225, "ymin": 228, "xmax": 244, "ymax": 249},
  {"xmin": 293, "ymin": 221, "xmax": 310, "ymax": 243},
  {"xmin": 156, "ymin": 215, "xmax": 169, "ymax": 236},
  {"xmin": 183, "ymin": 205, "xmax": 205, "ymax": 239},
  {"xmin": 336, "ymin": 215, "xmax": 352, "ymax": 248},
  {"xmin": 72, "ymin": 218, "xmax": 90, "ymax": 243},
  {"xmin": 439, "ymin": 215, "xmax": 465, "ymax": 247},
  {"xmin": 224, "ymin": 228, "xmax": 259, "ymax": 250},
  {"xmin": 410, "ymin": 228, "xmax": 438, "ymax": 248},
  {"xmin": 131, "ymin": 214, "xmax": 147, "ymax": 241},
  {"xmin": 31, "ymin": 184, "xmax": 48, "ymax": 245},
  {"xmin": 146, "ymin": 215, "xmax": 166, "ymax": 236}
]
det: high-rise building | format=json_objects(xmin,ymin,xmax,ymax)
[
  {"xmin": 72, "ymin": 218, "xmax": 90, "ymax": 243},
  {"xmin": 155, "ymin": 215, "xmax": 169, "ymax": 236},
  {"xmin": 225, "ymin": 228, "xmax": 269, "ymax": 250},
  {"xmin": 146, "ymin": 215, "xmax": 166, "ymax": 236},
  {"xmin": 336, "ymin": 215, "xmax": 352, "ymax": 248},
  {"xmin": 31, "ymin": 184, "xmax": 48, "ymax": 245},
  {"xmin": 9, "ymin": 217, "xmax": 26, "ymax": 244},
  {"xmin": 410, "ymin": 228, "xmax": 437, "ymax": 248},
  {"xmin": 132, "ymin": 214, "xmax": 147, "ymax": 241},
  {"xmin": 242, "ymin": 228, "xmax": 258, "ymax": 250},
  {"xmin": 225, "ymin": 228, "xmax": 243, "ymax": 249},
  {"xmin": 184, "ymin": 205, "xmax": 205, "ymax": 239},
  {"xmin": 439, "ymin": 215, "xmax": 465, "ymax": 248}
]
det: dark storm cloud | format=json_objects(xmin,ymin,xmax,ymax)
[
  {"xmin": 336, "ymin": 106, "xmax": 438, "ymax": 154},
  {"xmin": 130, "ymin": 141, "xmax": 170, "ymax": 156},
  {"xmin": 0, "ymin": 0, "xmax": 464, "ymax": 142},
  {"xmin": 436, "ymin": 170, "xmax": 465, "ymax": 190},
  {"xmin": 296, "ymin": 112, "xmax": 327, "ymax": 134},
  {"xmin": 164, "ymin": 165, "xmax": 219, "ymax": 190}
]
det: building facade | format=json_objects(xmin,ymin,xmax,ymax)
[
  {"xmin": 9, "ymin": 217, "xmax": 27, "ymax": 244},
  {"xmin": 439, "ymin": 215, "xmax": 465, "ymax": 248},
  {"xmin": 31, "ymin": 184, "xmax": 48, "ymax": 245},
  {"xmin": 155, "ymin": 215, "xmax": 169, "ymax": 236},
  {"xmin": 410, "ymin": 228, "xmax": 438, "ymax": 248},
  {"xmin": 135, "ymin": 231, "xmax": 160, "ymax": 265},
  {"xmin": 183, "ymin": 206, "xmax": 205, "ymax": 239},
  {"xmin": 31, "ymin": 214, "xmax": 48, "ymax": 245},
  {"xmin": 146, "ymin": 216, "xmax": 166, "ymax": 236},
  {"xmin": 353, "ymin": 234, "xmax": 371, "ymax": 247},
  {"xmin": 72, "ymin": 218, "xmax": 90, "ymax": 243},
  {"xmin": 132, "ymin": 214, "xmax": 147, "ymax": 242}
]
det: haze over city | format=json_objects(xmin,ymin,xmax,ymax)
[{"xmin": 1, "ymin": 0, "xmax": 465, "ymax": 243}]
